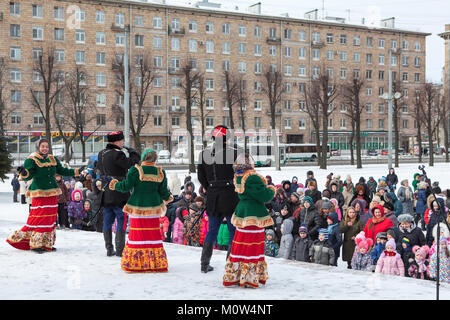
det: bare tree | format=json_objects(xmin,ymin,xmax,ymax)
[
  {"xmin": 222, "ymin": 70, "xmax": 241, "ymax": 135},
  {"xmin": 180, "ymin": 59, "xmax": 202, "ymax": 173},
  {"xmin": 262, "ymin": 67, "xmax": 285, "ymax": 170},
  {"xmin": 439, "ymin": 94, "xmax": 450, "ymax": 162},
  {"xmin": 412, "ymin": 89, "xmax": 424, "ymax": 162},
  {"xmin": 236, "ymin": 77, "xmax": 250, "ymax": 153},
  {"xmin": 112, "ymin": 52, "xmax": 154, "ymax": 155},
  {"xmin": 420, "ymin": 82, "xmax": 442, "ymax": 166},
  {"xmin": 193, "ymin": 73, "xmax": 209, "ymax": 149},
  {"xmin": 314, "ymin": 68, "xmax": 338, "ymax": 169},
  {"xmin": 0, "ymin": 58, "xmax": 12, "ymax": 136},
  {"xmin": 342, "ymin": 75, "xmax": 365, "ymax": 168},
  {"xmin": 300, "ymin": 82, "xmax": 322, "ymax": 164},
  {"xmin": 31, "ymin": 47, "xmax": 64, "ymax": 150}
]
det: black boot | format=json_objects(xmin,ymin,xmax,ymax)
[
  {"xmin": 201, "ymin": 241, "xmax": 214, "ymax": 273},
  {"xmin": 32, "ymin": 248, "xmax": 46, "ymax": 254},
  {"xmin": 103, "ymin": 230, "xmax": 116, "ymax": 256},
  {"xmin": 115, "ymin": 230, "xmax": 126, "ymax": 257}
]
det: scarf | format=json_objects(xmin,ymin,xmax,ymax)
[
  {"xmin": 404, "ymin": 187, "xmax": 412, "ymax": 200},
  {"xmin": 368, "ymin": 215, "xmax": 386, "ymax": 229},
  {"xmin": 327, "ymin": 223, "xmax": 338, "ymax": 235},
  {"xmin": 384, "ymin": 251, "xmax": 396, "ymax": 257},
  {"xmin": 416, "ymin": 259, "xmax": 427, "ymax": 273}
]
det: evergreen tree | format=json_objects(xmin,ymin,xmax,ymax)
[{"xmin": 0, "ymin": 136, "xmax": 13, "ymax": 182}]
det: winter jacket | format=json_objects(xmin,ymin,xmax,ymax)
[
  {"xmin": 416, "ymin": 189, "xmax": 428, "ymax": 216},
  {"xmin": 428, "ymin": 251, "xmax": 450, "ymax": 283},
  {"xmin": 274, "ymin": 212, "xmax": 294, "ymax": 243},
  {"xmin": 277, "ymin": 219, "xmax": 294, "ymax": 259},
  {"xmin": 340, "ymin": 214, "xmax": 365, "ymax": 262},
  {"xmin": 351, "ymin": 250, "xmax": 373, "ymax": 271},
  {"xmin": 385, "ymin": 211, "xmax": 399, "ymax": 227},
  {"xmin": 397, "ymin": 185, "xmax": 414, "ymax": 215},
  {"xmin": 265, "ymin": 239, "xmax": 279, "ymax": 257},
  {"xmin": 68, "ymin": 200, "xmax": 86, "ymax": 224},
  {"xmin": 398, "ymin": 222, "xmax": 426, "ymax": 249},
  {"xmin": 183, "ymin": 208, "xmax": 203, "ymax": 246},
  {"xmin": 367, "ymin": 178, "xmax": 378, "ymax": 198},
  {"xmin": 386, "ymin": 170, "xmax": 399, "ymax": 188},
  {"xmin": 294, "ymin": 204, "xmax": 319, "ymax": 239},
  {"xmin": 364, "ymin": 208, "xmax": 394, "ymax": 243},
  {"xmin": 371, "ymin": 242, "xmax": 386, "ymax": 265},
  {"xmin": 168, "ymin": 172, "xmax": 182, "ymax": 197},
  {"xmin": 305, "ymin": 188, "xmax": 321, "ymax": 204},
  {"xmin": 327, "ymin": 214, "xmax": 343, "ymax": 262},
  {"xmin": 199, "ymin": 213, "xmax": 209, "ymax": 246},
  {"xmin": 270, "ymin": 192, "xmax": 289, "ymax": 213},
  {"xmin": 375, "ymin": 251, "xmax": 405, "ymax": 276},
  {"xmin": 342, "ymin": 181, "xmax": 355, "ymax": 210},
  {"xmin": 426, "ymin": 201, "xmax": 449, "ymax": 246},
  {"xmin": 412, "ymin": 173, "xmax": 421, "ymax": 192},
  {"xmin": 172, "ymin": 208, "xmax": 188, "ymax": 244},
  {"xmin": 56, "ymin": 179, "xmax": 70, "ymax": 204},
  {"xmin": 290, "ymin": 235, "xmax": 313, "ymax": 262},
  {"xmin": 160, "ymin": 215, "xmax": 169, "ymax": 241},
  {"xmin": 407, "ymin": 259, "xmax": 429, "ymax": 280},
  {"xmin": 388, "ymin": 191, "xmax": 403, "ymax": 217},
  {"xmin": 310, "ymin": 239, "xmax": 335, "ymax": 266}
]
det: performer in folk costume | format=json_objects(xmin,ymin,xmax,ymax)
[
  {"xmin": 6, "ymin": 138, "xmax": 83, "ymax": 253},
  {"xmin": 109, "ymin": 148, "xmax": 173, "ymax": 273},
  {"xmin": 223, "ymin": 153, "xmax": 277, "ymax": 288}
]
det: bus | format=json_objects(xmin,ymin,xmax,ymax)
[
  {"xmin": 280, "ymin": 143, "xmax": 331, "ymax": 164},
  {"xmin": 248, "ymin": 143, "xmax": 275, "ymax": 167}
]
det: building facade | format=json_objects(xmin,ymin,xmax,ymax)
[{"xmin": 1, "ymin": 0, "xmax": 429, "ymax": 158}]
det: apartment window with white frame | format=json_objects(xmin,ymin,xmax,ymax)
[
  {"xmin": 238, "ymin": 25, "xmax": 246, "ymax": 37},
  {"xmin": 11, "ymin": 90, "xmax": 22, "ymax": 103},
  {"xmin": 205, "ymin": 60, "xmax": 214, "ymax": 72},
  {"xmin": 222, "ymin": 60, "xmax": 230, "ymax": 72},
  {"xmin": 378, "ymin": 54, "xmax": 385, "ymax": 65},
  {"xmin": 153, "ymin": 56, "xmax": 162, "ymax": 68},
  {"xmin": 10, "ymin": 68, "xmax": 21, "ymax": 83},
  {"xmin": 96, "ymin": 72, "xmax": 106, "ymax": 87},
  {"xmin": 269, "ymin": 28, "xmax": 277, "ymax": 39},
  {"xmin": 354, "ymin": 52, "xmax": 360, "ymax": 62},
  {"xmin": 206, "ymin": 79, "xmax": 214, "ymax": 91},
  {"xmin": 222, "ymin": 23, "xmax": 230, "ymax": 35},
  {"xmin": 312, "ymin": 32, "xmax": 319, "ymax": 42},
  {"xmin": 172, "ymin": 116, "xmax": 180, "ymax": 127},
  {"xmin": 254, "ymin": 100, "xmax": 262, "ymax": 111},
  {"xmin": 188, "ymin": 20, "xmax": 197, "ymax": 32},
  {"xmin": 379, "ymin": 119, "xmax": 385, "ymax": 129},
  {"xmin": 34, "ymin": 113, "xmax": 44, "ymax": 125},
  {"xmin": 32, "ymin": 5, "xmax": 43, "ymax": 18},
  {"xmin": 284, "ymin": 47, "xmax": 291, "ymax": 58},
  {"xmin": 96, "ymin": 32, "xmax": 105, "ymax": 45},
  {"xmin": 255, "ymin": 117, "xmax": 262, "ymax": 129},
  {"xmin": 75, "ymin": 30, "xmax": 85, "ymax": 43},
  {"xmin": 299, "ymin": 47, "xmax": 306, "ymax": 59},
  {"xmin": 391, "ymin": 39, "xmax": 397, "ymax": 49},
  {"xmin": 328, "ymin": 118, "xmax": 333, "ymax": 129},
  {"xmin": 153, "ymin": 17, "xmax": 162, "ymax": 29},
  {"xmin": 340, "ymin": 34, "xmax": 347, "ymax": 45},
  {"xmin": 222, "ymin": 42, "xmax": 230, "ymax": 54},
  {"xmin": 206, "ymin": 40, "xmax": 214, "ymax": 53},
  {"xmin": 154, "ymin": 95, "xmax": 162, "ymax": 107},
  {"xmin": 96, "ymin": 52, "xmax": 106, "ymax": 65},
  {"xmin": 54, "ymin": 28, "xmax": 64, "ymax": 41},
  {"xmin": 33, "ymin": 26, "xmax": 43, "ymax": 40},
  {"xmin": 171, "ymin": 38, "xmax": 180, "ymax": 51},
  {"xmin": 33, "ymin": 48, "xmax": 42, "ymax": 61},
  {"xmin": 238, "ymin": 62, "xmax": 246, "ymax": 73},
  {"xmin": 340, "ymin": 51, "xmax": 347, "ymax": 61},
  {"xmin": 254, "ymin": 44, "xmax": 262, "ymax": 56},
  {"xmin": 11, "ymin": 112, "xmax": 21, "ymax": 125},
  {"xmin": 153, "ymin": 37, "xmax": 162, "ymax": 49},
  {"xmin": 414, "ymin": 42, "xmax": 420, "ymax": 51},
  {"xmin": 96, "ymin": 93, "xmax": 106, "ymax": 107},
  {"xmin": 284, "ymin": 118, "xmax": 292, "ymax": 129},
  {"xmin": 10, "ymin": 24, "xmax": 20, "ymax": 38},
  {"xmin": 206, "ymin": 98, "xmax": 214, "ymax": 110},
  {"xmin": 285, "ymin": 100, "xmax": 292, "ymax": 110},
  {"xmin": 299, "ymin": 66, "xmax": 306, "ymax": 77},
  {"xmin": 414, "ymin": 57, "xmax": 421, "ymax": 67},
  {"xmin": 391, "ymin": 55, "xmax": 397, "ymax": 66},
  {"xmin": 378, "ymin": 38, "xmax": 385, "ymax": 48},
  {"xmin": 299, "ymin": 118, "xmax": 306, "ymax": 129},
  {"xmin": 96, "ymin": 11, "xmax": 105, "ymax": 24},
  {"xmin": 75, "ymin": 51, "xmax": 85, "ymax": 64},
  {"xmin": 135, "ymin": 34, "xmax": 144, "ymax": 47},
  {"xmin": 326, "ymin": 33, "xmax": 333, "ymax": 43},
  {"xmin": 206, "ymin": 21, "xmax": 214, "ymax": 33},
  {"xmin": 54, "ymin": 49, "xmax": 64, "ymax": 63},
  {"xmin": 254, "ymin": 26, "xmax": 261, "ymax": 38},
  {"xmin": 284, "ymin": 64, "xmax": 292, "ymax": 76},
  {"xmin": 238, "ymin": 43, "xmax": 246, "ymax": 54},
  {"xmin": 340, "ymin": 118, "xmax": 346, "ymax": 129},
  {"xmin": 54, "ymin": 7, "xmax": 64, "ymax": 20},
  {"xmin": 269, "ymin": 46, "xmax": 276, "ymax": 57},
  {"xmin": 254, "ymin": 62, "xmax": 262, "ymax": 74},
  {"xmin": 327, "ymin": 50, "xmax": 333, "ymax": 60},
  {"xmin": 135, "ymin": 15, "xmax": 143, "ymax": 26},
  {"xmin": 116, "ymin": 33, "xmax": 125, "ymax": 46},
  {"xmin": 75, "ymin": 9, "xmax": 85, "ymax": 22},
  {"xmin": 115, "ymin": 13, "xmax": 125, "ymax": 27},
  {"xmin": 312, "ymin": 49, "xmax": 320, "ymax": 60},
  {"xmin": 10, "ymin": 2, "xmax": 20, "ymax": 16},
  {"xmin": 366, "ymin": 119, "xmax": 373, "ymax": 129},
  {"xmin": 299, "ymin": 30, "xmax": 306, "ymax": 41},
  {"xmin": 340, "ymin": 68, "xmax": 347, "ymax": 79},
  {"xmin": 402, "ymin": 40, "xmax": 409, "ymax": 50},
  {"xmin": 171, "ymin": 18, "xmax": 180, "ymax": 31}
]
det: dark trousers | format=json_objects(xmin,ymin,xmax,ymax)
[
  {"xmin": 103, "ymin": 206, "xmax": 125, "ymax": 231},
  {"xmin": 57, "ymin": 203, "xmax": 70, "ymax": 228},
  {"xmin": 21, "ymin": 194, "xmax": 26, "ymax": 204},
  {"xmin": 205, "ymin": 216, "xmax": 235, "ymax": 245},
  {"xmin": 13, "ymin": 190, "xmax": 19, "ymax": 202}
]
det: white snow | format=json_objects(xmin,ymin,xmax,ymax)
[{"xmin": 1, "ymin": 162, "xmax": 450, "ymax": 300}]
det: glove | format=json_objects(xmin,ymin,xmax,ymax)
[{"xmin": 17, "ymin": 166, "xmax": 25, "ymax": 175}]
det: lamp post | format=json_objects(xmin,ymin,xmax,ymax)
[{"xmin": 381, "ymin": 48, "xmax": 401, "ymax": 169}]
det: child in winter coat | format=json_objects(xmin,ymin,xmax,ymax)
[
  {"xmin": 327, "ymin": 212, "xmax": 343, "ymax": 266},
  {"xmin": 173, "ymin": 207, "xmax": 188, "ymax": 245},
  {"xmin": 290, "ymin": 225, "xmax": 313, "ymax": 262},
  {"xmin": 310, "ymin": 228, "xmax": 335, "ymax": 266},
  {"xmin": 367, "ymin": 177, "xmax": 378, "ymax": 199},
  {"xmin": 428, "ymin": 237, "xmax": 450, "ymax": 283},
  {"xmin": 68, "ymin": 189, "xmax": 86, "ymax": 230},
  {"xmin": 81, "ymin": 199, "xmax": 96, "ymax": 232},
  {"xmin": 264, "ymin": 229, "xmax": 279, "ymax": 257},
  {"xmin": 375, "ymin": 238, "xmax": 405, "ymax": 276},
  {"xmin": 351, "ymin": 231, "xmax": 374, "ymax": 271},
  {"xmin": 399, "ymin": 237, "xmax": 415, "ymax": 275},
  {"xmin": 407, "ymin": 245, "xmax": 430, "ymax": 279},
  {"xmin": 160, "ymin": 212, "xmax": 170, "ymax": 241},
  {"xmin": 371, "ymin": 232, "xmax": 388, "ymax": 267},
  {"xmin": 330, "ymin": 198, "xmax": 342, "ymax": 221},
  {"xmin": 277, "ymin": 219, "xmax": 294, "ymax": 259},
  {"xmin": 200, "ymin": 212, "xmax": 209, "ymax": 246},
  {"xmin": 183, "ymin": 203, "xmax": 203, "ymax": 247}
]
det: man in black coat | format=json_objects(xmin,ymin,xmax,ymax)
[
  {"xmin": 97, "ymin": 131, "xmax": 140, "ymax": 257},
  {"xmin": 197, "ymin": 125, "xmax": 242, "ymax": 273}
]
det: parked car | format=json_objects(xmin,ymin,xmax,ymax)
[
  {"xmin": 381, "ymin": 149, "xmax": 389, "ymax": 156},
  {"xmin": 397, "ymin": 148, "xmax": 406, "ymax": 155},
  {"xmin": 435, "ymin": 146, "xmax": 446, "ymax": 155},
  {"xmin": 367, "ymin": 149, "xmax": 378, "ymax": 156},
  {"xmin": 331, "ymin": 149, "xmax": 341, "ymax": 156},
  {"xmin": 157, "ymin": 150, "xmax": 171, "ymax": 160}
]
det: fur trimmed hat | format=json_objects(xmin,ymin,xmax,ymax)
[
  {"xmin": 412, "ymin": 245, "xmax": 429, "ymax": 260},
  {"xmin": 355, "ymin": 231, "xmax": 373, "ymax": 251},
  {"xmin": 398, "ymin": 213, "xmax": 414, "ymax": 223},
  {"xmin": 106, "ymin": 131, "xmax": 124, "ymax": 142}
]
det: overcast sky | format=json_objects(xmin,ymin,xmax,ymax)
[{"xmin": 179, "ymin": 0, "xmax": 448, "ymax": 83}]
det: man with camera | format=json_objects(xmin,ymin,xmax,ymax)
[{"xmin": 97, "ymin": 131, "xmax": 140, "ymax": 257}]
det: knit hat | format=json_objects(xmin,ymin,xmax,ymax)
[
  {"xmin": 71, "ymin": 189, "xmax": 83, "ymax": 201},
  {"xmin": 376, "ymin": 232, "xmax": 388, "ymax": 240},
  {"xmin": 327, "ymin": 212, "xmax": 339, "ymax": 225},
  {"xmin": 307, "ymin": 180, "xmax": 317, "ymax": 188},
  {"xmin": 322, "ymin": 189, "xmax": 331, "ymax": 199},
  {"xmin": 371, "ymin": 195, "xmax": 382, "ymax": 203},
  {"xmin": 398, "ymin": 214, "xmax": 414, "ymax": 223},
  {"xmin": 385, "ymin": 238, "xmax": 397, "ymax": 250},
  {"xmin": 141, "ymin": 148, "xmax": 158, "ymax": 162},
  {"xmin": 321, "ymin": 200, "xmax": 332, "ymax": 210},
  {"xmin": 318, "ymin": 228, "xmax": 329, "ymax": 239},
  {"xmin": 298, "ymin": 224, "xmax": 308, "ymax": 234},
  {"xmin": 355, "ymin": 231, "xmax": 373, "ymax": 251},
  {"xmin": 265, "ymin": 229, "xmax": 275, "ymax": 239},
  {"xmin": 307, "ymin": 170, "xmax": 314, "ymax": 176},
  {"xmin": 401, "ymin": 237, "xmax": 410, "ymax": 247},
  {"xmin": 291, "ymin": 192, "xmax": 300, "ymax": 200},
  {"xmin": 412, "ymin": 245, "xmax": 429, "ymax": 260},
  {"xmin": 106, "ymin": 131, "xmax": 124, "ymax": 142},
  {"xmin": 304, "ymin": 196, "xmax": 314, "ymax": 206}
]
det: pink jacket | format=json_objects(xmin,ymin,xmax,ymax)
[
  {"xmin": 160, "ymin": 216, "xmax": 169, "ymax": 241},
  {"xmin": 375, "ymin": 252, "xmax": 405, "ymax": 276},
  {"xmin": 199, "ymin": 212, "xmax": 209, "ymax": 245},
  {"xmin": 172, "ymin": 217, "xmax": 185, "ymax": 244}
]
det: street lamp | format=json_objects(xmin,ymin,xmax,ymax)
[{"xmin": 381, "ymin": 48, "xmax": 401, "ymax": 169}]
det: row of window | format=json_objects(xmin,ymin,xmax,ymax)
[{"xmin": 9, "ymin": 2, "xmax": 422, "ymax": 50}]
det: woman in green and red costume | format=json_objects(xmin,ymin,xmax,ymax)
[
  {"xmin": 6, "ymin": 138, "xmax": 82, "ymax": 253},
  {"xmin": 223, "ymin": 153, "xmax": 277, "ymax": 288},
  {"xmin": 109, "ymin": 148, "xmax": 173, "ymax": 273}
]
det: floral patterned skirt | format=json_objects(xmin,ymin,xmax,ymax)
[
  {"xmin": 121, "ymin": 214, "xmax": 168, "ymax": 273},
  {"xmin": 223, "ymin": 225, "xmax": 268, "ymax": 288},
  {"xmin": 6, "ymin": 196, "xmax": 58, "ymax": 251}
]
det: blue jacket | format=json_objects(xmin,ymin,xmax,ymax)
[
  {"xmin": 388, "ymin": 191, "xmax": 403, "ymax": 217},
  {"xmin": 416, "ymin": 189, "xmax": 428, "ymax": 216},
  {"xmin": 371, "ymin": 242, "xmax": 385, "ymax": 264}
]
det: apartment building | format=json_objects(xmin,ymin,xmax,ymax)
[{"xmin": 1, "ymin": 0, "xmax": 429, "ymax": 157}]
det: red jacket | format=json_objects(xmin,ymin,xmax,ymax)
[
  {"xmin": 160, "ymin": 216, "xmax": 169, "ymax": 241},
  {"xmin": 363, "ymin": 205, "xmax": 394, "ymax": 243}
]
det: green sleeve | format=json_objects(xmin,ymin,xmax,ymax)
[
  {"xmin": 114, "ymin": 166, "xmax": 139, "ymax": 193},
  {"xmin": 55, "ymin": 157, "xmax": 76, "ymax": 177},
  {"xmin": 158, "ymin": 169, "xmax": 172, "ymax": 202},
  {"xmin": 20, "ymin": 158, "xmax": 36, "ymax": 181},
  {"xmin": 245, "ymin": 174, "xmax": 276, "ymax": 203}
]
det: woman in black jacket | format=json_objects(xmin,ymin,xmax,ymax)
[{"xmin": 295, "ymin": 196, "xmax": 324, "ymax": 241}]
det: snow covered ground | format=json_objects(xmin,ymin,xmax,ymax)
[{"xmin": 1, "ymin": 162, "xmax": 450, "ymax": 300}]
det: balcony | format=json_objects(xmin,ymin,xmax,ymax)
[
  {"xmin": 311, "ymin": 41, "xmax": 325, "ymax": 48},
  {"xmin": 266, "ymin": 37, "xmax": 281, "ymax": 44},
  {"xmin": 168, "ymin": 27, "xmax": 185, "ymax": 36},
  {"xmin": 266, "ymin": 109, "xmax": 282, "ymax": 116},
  {"xmin": 171, "ymin": 105, "xmax": 186, "ymax": 113},
  {"xmin": 168, "ymin": 67, "xmax": 183, "ymax": 75}
]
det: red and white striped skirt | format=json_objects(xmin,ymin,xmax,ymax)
[
  {"xmin": 223, "ymin": 226, "xmax": 269, "ymax": 288},
  {"xmin": 120, "ymin": 214, "xmax": 168, "ymax": 273},
  {"xmin": 6, "ymin": 196, "xmax": 58, "ymax": 251}
]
